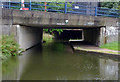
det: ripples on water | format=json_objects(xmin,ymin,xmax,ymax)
[{"xmin": 2, "ymin": 42, "xmax": 120, "ymax": 80}]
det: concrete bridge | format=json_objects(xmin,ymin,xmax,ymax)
[{"xmin": 1, "ymin": 8, "xmax": 119, "ymax": 50}]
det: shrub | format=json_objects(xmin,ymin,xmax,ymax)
[{"xmin": 0, "ymin": 35, "xmax": 23, "ymax": 60}]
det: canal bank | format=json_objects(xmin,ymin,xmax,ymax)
[
  {"xmin": 71, "ymin": 42, "xmax": 120, "ymax": 56},
  {"xmin": 43, "ymin": 32, "xmax": 120, "ymax": 56}
]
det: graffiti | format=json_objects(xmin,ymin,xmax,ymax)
[{"xmin": 106, "ymin": 26, "xmax": 119, "ymax": 36}]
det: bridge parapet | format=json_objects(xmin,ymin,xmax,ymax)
[
  {"xmin": 1, "ymin": 1, "xmax": 119, "ymax": 18},
  {"xmin": 2, "ymin": 9, "xmax": 119, "ymax": 28}
]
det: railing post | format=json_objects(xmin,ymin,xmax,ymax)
[
  {"xmin": 29, "ymin": 0, "xmax": 31, "ymax": 10},
  {"xmin": 95, "ymin": 7, "xmax": 97, "ymax": 16},
  {"xmin": 9, "ymin": 1, "xmax": 11, "ymax": 9},
  {"xmin": 45, "ymin": 2, "xmax": 47, "ymax": 12},
  {"xmin": 65, "ymin": 2, "xmax": 67, "ymax": 14}
]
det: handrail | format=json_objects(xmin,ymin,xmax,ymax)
[{"xmin": 1, "ymin": 1, "xmax": 119, "ymax": 18}]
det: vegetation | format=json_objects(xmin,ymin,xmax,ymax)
[
  {"xmin": 0, "ymin": 35, "xmax": 23, "ymax": 61},
  {"xmin": 100, "ymin": 2, "xmax": 120, "ymax": 17},
  {"xmin": 100, "ymin": 41, "xmax": 120, "ymax": 51},
  {"xmin": 43, "ymin": 32, "xmax": 54, "ymax": 43},
  {"xmin": 10, "ymin": 1, "xmax": 73, "ymax": 12},
  {"xmin": 100, "ymin": 2, "xmax": 120, "ymax": 9},
  {"xmin": 43, "ymin": 29, "xmax": 63, "ymax": 35}
]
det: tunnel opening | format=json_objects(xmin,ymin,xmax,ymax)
[
  {"xmin": 54, "ymin": 29, "xmax": 83, "ymax": 42},
  {"xmin": 83, "ymin": 28, "xmax": 101, "ymax": 46},
  {"xmin": 43, "ymin": 27, "xmax": 101, "ymax": 47}
]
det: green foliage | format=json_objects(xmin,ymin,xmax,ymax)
[
  {"xmin": 100, "ymin": 2, "xmax": 120, "ymax": 17},
  {"xmin": 50, "ymin": 29, "xmax": 63, "ymax": 35},
  {"xmin": 43, "ymin": 29, "xmax": 63, "ymax": 35},
  {"xmin": 100, "ymin": 2, "xmax": 119, "ymax": 9},
  {"xmin": 10, "ymin": 1, "xmax": 74, "ymax": 13},
  {"xmin": 43, "ymin": 29, "xmax": 49, "ymax": 32},
  {"xmin": 0, "ymin": 35, "xmax": 23, "ymax": 60},
  {"xmin": 31, "ymin": 2, "xmax": 74, "ymax": 12}
]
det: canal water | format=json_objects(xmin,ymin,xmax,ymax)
[{"xmin": 2, "ymin": 42, "xmax": 120, "ymax": 80}]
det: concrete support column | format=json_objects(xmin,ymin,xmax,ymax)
[
  {"xmin": 15, "ymin": 25, "xmax": 43, "ymax": 50},
  {"xmin": 99, "ymin": 26, "xmax": 119, "ymax": 46},
  {"xmin": 105, "ymin": 26, "xmax": 119, "ymax": 43},
  {"xmin": 99, "ymin": 27, "xmax": 106, "ymax": 46},
  {"xmin": 1, "ymin": 24, "xmax": 43, "ymax": 50}
]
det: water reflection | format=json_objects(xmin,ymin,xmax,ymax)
[
  {"xmin": 99, "ymin": 59, "xmax": 118, "ymax": 80},
  {"xmin": 2, "ymin": 42, "xmax": 120, "ymax": 80},
  {"xmin": 2, "ymin": 57, "xmax": 18, "ymax": 80}
]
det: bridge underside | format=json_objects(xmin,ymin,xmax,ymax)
[
  {"xmin": 21, "ymin": 24, "xmax": 103, "ymax": 46},
  {"xmin": 20, "ymin": 24, "xmax": 102, "ymax": 29}
]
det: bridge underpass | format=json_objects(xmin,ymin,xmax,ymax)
[
  {"xmin": 54, "ymin": 29, "xmax": 84, "ymax": 42},
  {"xmin": 14, "ymin": 24, "xmax": 103, "ymax": 50},
  {"xmin": 43, "ymin": 27, "xmax": 102, "ymax": 47},
  {"xmin": 2, "ymin": 9, "xmax": 119, "ymax": 50},
  {"xmin": 53, "ymin": 28, "xmax": 101, "ymax": 46}
]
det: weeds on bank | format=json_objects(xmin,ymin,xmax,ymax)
[{"xmin": 0, "ymin": 35, "xmax": 23, "ymax": 61}]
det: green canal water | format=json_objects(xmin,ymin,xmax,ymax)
[{"xmin": 2, "ymin": 42, "xmax": 120, "ymax": 80}]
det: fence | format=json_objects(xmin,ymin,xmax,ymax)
[{"xmin": 1, "ymin": 1, "xmax": 119, "ymax": 18}]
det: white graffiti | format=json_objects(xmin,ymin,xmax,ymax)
[{"xmin": 106, "ymin": 26, "xmax": 119, "ymax": 36}]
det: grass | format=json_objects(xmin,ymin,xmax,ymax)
[{"xmin": 100, "ymin": 41, "xmax": 120, "ymax": 51}]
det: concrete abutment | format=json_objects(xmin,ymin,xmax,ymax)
[
  {"xmin": 2, "ymin": 25, "xmax": 43, "ymax": 50},
  {"xmin": 15, "ymin": 25, "xmax": 43, "ymax": 50},
  {"xmin": 84, "ymin": 26, "xmax": 119, "ymax": 46}
]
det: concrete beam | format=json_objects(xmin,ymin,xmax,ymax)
[{"xmin": 2, "ymin": 9, "xmax": 119, "ymax": 28}]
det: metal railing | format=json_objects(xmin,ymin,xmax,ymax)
[{"xmin": 1, "ymin": 2, "xmax": 120, "ymax": 18}]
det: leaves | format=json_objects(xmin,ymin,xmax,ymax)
[
  {"xmin": 0, "ymin": 35, "xmax": 23, "ymax": 60},
  {"xmin": 44, "ymin": 29, "xmax": 63, "ymax": 35},
  {"xmin": 100, "ymin": 2, "xmax": 120, "ymax": 9}
]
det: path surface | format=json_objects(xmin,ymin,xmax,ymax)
[{"xmin": 71, "ymin": 42, "xmax": 120, "ymax": 55}]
